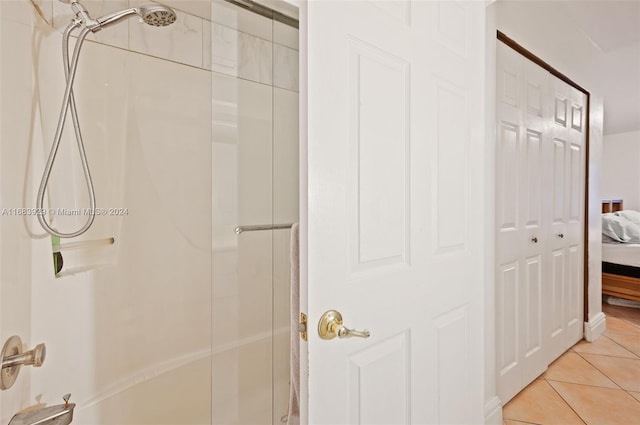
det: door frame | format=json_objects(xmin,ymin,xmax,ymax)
[{"xmin": 495, "ymin": 31, "xmax": 591, "ymax": 325}]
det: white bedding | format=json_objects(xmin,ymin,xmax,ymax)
[
  {"xmin": 602, "ymin": 212, "xmax": 640, "ymax": 243},
  {"xmin": 602, "ymin": 242, "xmax": 640, "ymax": 268}
]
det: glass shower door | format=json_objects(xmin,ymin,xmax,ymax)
[{"xmin": 211, "ymin": 1, "xmax": 299, "ymax": 423}]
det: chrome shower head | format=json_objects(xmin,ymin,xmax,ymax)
[
  {"xmin": 139, "ymin": 5, "xmax": 177, "ymax": 27},
  {"xmin": 95, "ymin": 4, "xmax": 176, "ymax": 30}
]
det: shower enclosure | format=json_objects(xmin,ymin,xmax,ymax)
[{"xmin": 0, "ymin": 0, "xmax": 298, "ymax": 423}]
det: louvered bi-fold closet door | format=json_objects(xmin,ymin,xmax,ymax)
[{"xmin": 496, "ymin": 41, "xmax": 586, "ymax": 404}]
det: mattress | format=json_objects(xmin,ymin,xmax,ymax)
[
  {"xmin": 602, "ymin": 242, "xmax": 640, "ymax": 267},
  {"xmin": 602, "ymin": 242, "xmax": 640, "ymax": 278}
]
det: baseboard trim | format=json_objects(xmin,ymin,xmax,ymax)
[
  {"xmin": 584, "ymin": 312, "xmax": 606, "ymax": 342},
  {"xmin": 485, "ymin": 396, "xmax": 502, "ymax": 425}
]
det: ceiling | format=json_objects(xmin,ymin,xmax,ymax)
[
  {"xmin": 560, "ymin": 0, "xmax": 640, "ymax": 53},
  {"xmin": 558, "ymin": 1, "xmax": 640, "ymax": 135}
]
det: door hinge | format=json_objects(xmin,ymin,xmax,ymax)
[{"xmin": 298, "ymin": 312, "xmax": 307, "ymax": 341}]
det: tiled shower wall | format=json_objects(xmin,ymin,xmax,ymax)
[
  {"xmin": 32, "ymin": 0, "xmax": 298, "ymax": 82},
  {"xmin": 0, "ymin": 0, "xmax": 298, "ymax": 424}
]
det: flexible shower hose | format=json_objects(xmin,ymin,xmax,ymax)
[{"xmin": 36, "ymin": 22, "xmax": 97, "ymax": 238}]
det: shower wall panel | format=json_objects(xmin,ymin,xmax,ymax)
[
  {"xmin": 0, "ymin": 3, "xmax": 38, "ymax": 421},
  {"xmin": 1, "ymin": 1, "xmax": 213, "ymax": 423}
]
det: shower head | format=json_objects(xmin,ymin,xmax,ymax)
[
  {"xmin": 95, "ymin": 4, "xmax": 176, "ymax": 30},
  {"xmin": 139, "ymin": 5, "xmax": 177, "ymax": 27}
]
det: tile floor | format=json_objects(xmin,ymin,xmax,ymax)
[{"xmin": 503, "ymin": 304, "xmax": 640, "ymax": 425}]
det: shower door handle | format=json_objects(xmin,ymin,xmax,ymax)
[{"xmin": 317, "ymin": 310, "xmax": 370, "ymax": 340}]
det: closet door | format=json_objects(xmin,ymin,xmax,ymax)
[
  {"xmin": 495, "ymin": 40, "xmax": 587, "ymax": 404},
  {"xmin": 546, "ymin": 78, "xmax": 586, "ymax": 362},
  {"xmin": 495, "ymin": 41, "xmax": 548, "ymax": 403}
]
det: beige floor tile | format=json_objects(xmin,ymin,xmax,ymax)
[
  {"xmin": 549, "ymin": 381, "xmax": 640, "ymax": 425},
  {"xmin": 572, "ymin": 335, "xmax": 638, "ymax": 359},
  {"xmin": 503, "ymin": 379, "xmax": 585, "ymax": 425},
  {"xmin": 606, "ymin": 333, "xmax": 640, "ymax": 357},
  {"xmin": 543, "ymin": 352, "xmax": 619, "ymax": 389},
  {"xmin": 580, "ymin": 353, "xmax": 640, "ymax": 392},
  {"xmin": 630, "ymin": 392, "xmax": 640, "ymax": 402},
  {"xmin": 606, "ymin": 316, "xmax": 640, "ymax": 336}
]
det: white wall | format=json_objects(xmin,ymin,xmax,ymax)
[
  {"xmin": 486, "ymin": 0, "xmax": 606, "ymax": 422},
  {"xmin": 602, "ymin": 130, "xmax": 640, "ymax": 210},
  {"xmin": 602, "ymin": 43, "xmax": 640, "ymax": 135}
]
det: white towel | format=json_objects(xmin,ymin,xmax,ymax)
[{"xmin": 287, "ymin": 223, "xmax": 300, "ymax": 425}]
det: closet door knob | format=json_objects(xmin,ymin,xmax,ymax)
[
  {"xmin": 557, "ymin": 233, "xmax": 564, "ymax": 239},
  {"xmin": 531, "ymin": 237, "xmax": 538, "ymax": 243}
]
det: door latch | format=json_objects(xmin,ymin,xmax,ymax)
[{"xmin": 299, "ymin": 313, "xmax": 307, "ymax": 341}]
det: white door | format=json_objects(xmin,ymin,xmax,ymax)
[
  {"xmin": 495, "ymin": 41, "xmax": 586, "ymax": 403},
  {"xmin": 495, "ymin": 41, "xmax": 549, "ymax": 402},
  {"xmin": 546, "ymin": 76, "xmax": 586, "ymax": 362},
  {"xmin": 304, "ymin": 1, "xmax": 486, "ymax": 423}
]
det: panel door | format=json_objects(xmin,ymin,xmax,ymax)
[
  {"xmin": 496, "ymin": 40, "xmax": 587, "ymax": 404},
  {"xmin": 304, "ymin": 1, "xmax": 486, "ymax": 423},
  {"xmin": 495, "ymin": 41, "xmax": 548, "ymax": 403},
  {"xmin": 546, "ymin": 78, "xmax": 586, "ymax": 362}
]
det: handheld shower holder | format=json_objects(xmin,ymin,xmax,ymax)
[{"xmin": 59, "ymin": 0, "xmax": 101, "ymax": 32}]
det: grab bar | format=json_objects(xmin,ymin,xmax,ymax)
[{"xmin": 234, "ymin": 223, "xmax": 294, "ymax": 235}]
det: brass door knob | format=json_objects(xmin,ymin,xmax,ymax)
[{"xmin": 318, "ymin": 310, "xmax": 370, "ymax": 340}]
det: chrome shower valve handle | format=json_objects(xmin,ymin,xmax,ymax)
[
  {"xmin": 2, "ymin": 343, "xmax": 46, "ymax": 369},
  {"xmin": 1, "ymin": 336, "xmax": 47, "ymax": 390}
]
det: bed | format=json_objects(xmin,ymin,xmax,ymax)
[
  {"xmin": 602, "ymin": 243, "xmax": 640, "ymax": 302},
  {"xmin": 602, "ymin": 200, "xmax": 640, "ymax": 302}
]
